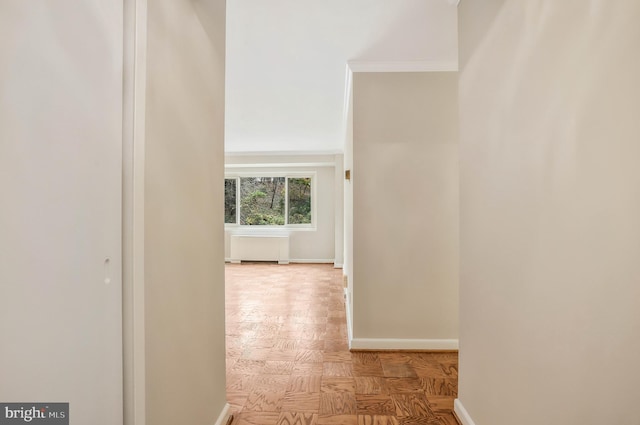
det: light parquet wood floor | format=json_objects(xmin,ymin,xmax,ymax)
[{"xmin": 226, "ymin": 263, "xmax": 459, "ymax": 425}]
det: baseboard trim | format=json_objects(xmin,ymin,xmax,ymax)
[
  {"xmin": 334, "ymin": 262, "xmax": 343, "ymax": 269},
  {"xmin": 344, "ymin": 288, "xmax": 353, "ymax": 349},
  {"xmin": 350, "ymin": 338, "xmax": 458, "ymax": 351},
  {"xmin": 225, "ymin": 259, "xmax": 334, "ymax": 264},
  {"xmin": 289, "ymin": 259, "xmax": 334, "ymax": 264},
  {"xmin": 454, "ymin": 399, "xmax": 476, "ymax": 425},
  {"xmin": 225, "ymin": 149, "xmax": 343, "ymax": 157},
  {"xmin": 213, "ymin": 403, "xmax": 231, "ymax": 425}
]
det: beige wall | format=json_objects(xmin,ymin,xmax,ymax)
[
  {"xmin": 144, "ymin": 0, "xmax": 227, "ymax": 424},
  {"xmin": 0, "ymin": 3, "xmax": 124, "ymax": 423},
  {"xmin": 458, "ymin": 2, "xmax": 640, "ymax": 424},
  {"xmin": 352, "ymin": 72, "xmax": 459, "ymax": 343}
]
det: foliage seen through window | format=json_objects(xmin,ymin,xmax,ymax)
[
  {"xmin": 288, "ymin": 178, "xmax": 311, "ymax": 224},
  {"xmin": 224, "ymin": 178, "xmax": 236, "ymax": 224},
  {"xmin": 224, "ymin": 176, "xmax": 312, "ymax": 226}
]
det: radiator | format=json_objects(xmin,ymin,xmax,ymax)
[{"xmin": 229, "ymin": 235, "xmax": 290, "ymax": 264}]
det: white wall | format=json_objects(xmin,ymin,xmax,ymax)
[
  {"xmin": 0, "ymin": 3, "xmax": 124, "ymax": 424},
  {"xmin": 144, "ymin": 1, "xmax": 227, "ymax": 424},
  {"xmin": 352, "ymin": 72, "xmax": 459, "ymax": 347},
  {"xmin": 457, "ymin": 2, "xmax": 640, "ymax": 424},
  {"xmin": 224, "ymin": 154, "xmax": 339, "ymax": 263}
]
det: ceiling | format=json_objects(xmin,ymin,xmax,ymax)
[{"xmin": 225, "ymin": 0, "xmax": 458, "ymax": 154}]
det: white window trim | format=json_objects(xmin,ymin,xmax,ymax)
[{"xmin": 224, "ymin": 171, "xmax": 317, "ymax": 232}]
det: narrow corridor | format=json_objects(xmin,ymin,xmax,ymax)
[{"xmin": 226, "ymin": 263, "xmax": 459, "ymax": 425}]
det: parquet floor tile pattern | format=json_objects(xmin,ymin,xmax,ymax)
[{"xmin": 226, "ymin": 263, "xmax": 459, "ymax": 425}]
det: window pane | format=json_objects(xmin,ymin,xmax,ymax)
[
  {"xmin": 240, "ymin": 177, "xmax": 285, "ymax": 225},
  {"xmin": 224, "ymin": 178, "xmax": 237, "ymax": 224},
  {"xmin": 288, "ymin": 177, "xmax": 312, "ymax": 224}
]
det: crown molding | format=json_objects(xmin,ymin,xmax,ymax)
[
  {"xmin": 225, "ymin": 162, "xmax": 335, "ymax": 169},
  {"xmin": 225, "ymin": 149, "xmax": 343, "ymax": 157},
  {"xmin": 342, "ymin": 64, "xmax": 353, "ymax": 141},
  {"xmin": 347, "ymin": 60, "xmax": 458, "ymax": 73}
]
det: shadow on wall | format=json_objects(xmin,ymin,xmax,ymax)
[
  {"xmin": 353, "ymin": 0, "xmax": 457, "ymax": 62},
  {"xmin": 193, "ymin": 0, "xmax": 226, "ymax": 56},
  {"xmin": 458, "ymin": 0, "xmax": 506, "ymax": 70}
]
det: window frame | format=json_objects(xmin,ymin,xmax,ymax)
[{"xmin": 224, "ymin": 171, "xmax": 316, "ymax": 231}]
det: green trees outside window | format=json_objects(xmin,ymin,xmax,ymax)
[
  {"xmin": 287, "ymin": 177, "xmax": 312, "ymax": 224},
  {"xmin": 240, "ymin": 177, "xmax": 285, "ymax": 225},
  {"xmin": 224, "ymin": 178, "xmax": 237, "ymax": 224},
  {"xmin": 224, "ymin": 176, "xmax": 312, "ymax": 226}
]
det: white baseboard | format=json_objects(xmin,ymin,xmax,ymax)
[
  {"xmin": 225, "ymin": 258, "xmax": 334, "ymax": 264},
  {"xmin": 349, "ymin": 338, "xmax": 458, "ymax": 351},
  {"xmin": 454, "ymin": 399, "xmax": 476, "ymax": 425},
  {"xmin": 344, "ymin": 288, "xmax": 353, "ymax": 348},
  {"xmin": 213, "ymin": 403, "xmax": 231, "ymax": 425},
  {"xmin": 289, "ymin": 259, "xmax": 334, "ymax": 264},
  {"xmin": 334, "ymin": 263, "xmax": 343, "ymax": 269}
]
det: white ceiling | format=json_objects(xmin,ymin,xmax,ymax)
[{"xmin": 225, "ymin": 0, "xmax": 458, "ymax": 154}]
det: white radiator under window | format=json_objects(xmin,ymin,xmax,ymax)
[{"xmin": 230, "ymin": 235, "xmax": 290, "ymax": 264}]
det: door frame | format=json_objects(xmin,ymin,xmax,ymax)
[{"xmin": 122, "ymin": 0, "xmax": 147, "ymax": 424}]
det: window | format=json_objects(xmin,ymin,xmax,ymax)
[
  {"xmin": 287, "ymin": 177, "xmax": 311, "ymax": 224},
  {"xmin": 240, "ymin": 177, "xmax": 285, "ymax": 225},
  {"xmin": 224, "ymin": 174, "xmax": 313, "ymax": 227},
  {"xmin": 224, "ymin": 178, "xmax": 237, "ymax": 224}
]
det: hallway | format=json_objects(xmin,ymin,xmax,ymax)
[{"xmin": 225, "ymin": 264, "xmax": 459, "ymax": 425}]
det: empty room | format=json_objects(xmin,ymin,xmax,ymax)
[{"xmin": 223, "ymin": 1, "xmax": 459, "ymax": 424}]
